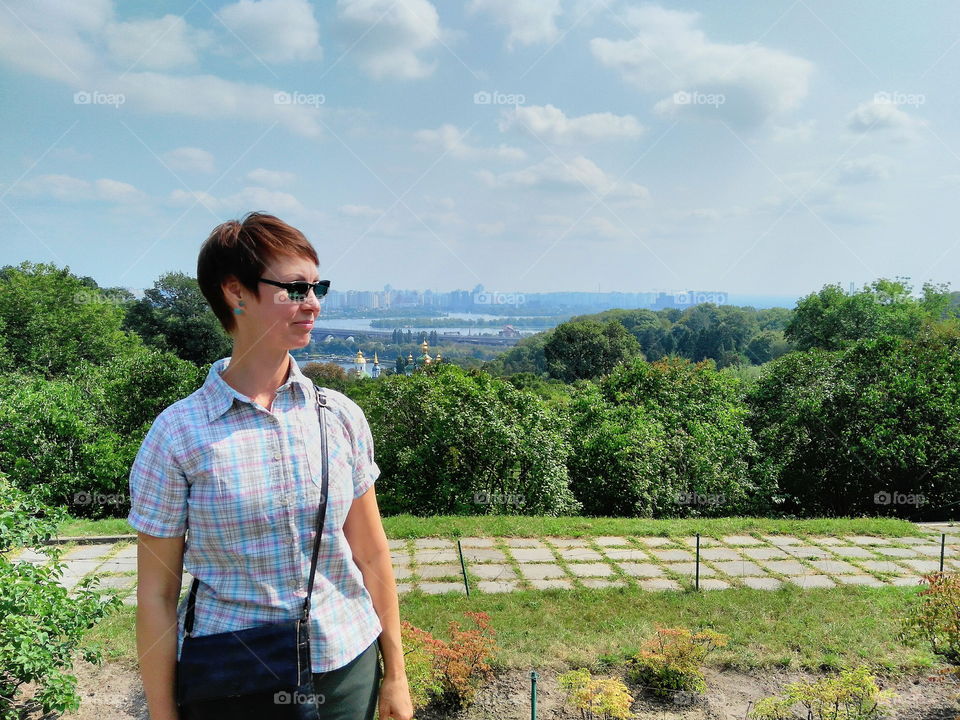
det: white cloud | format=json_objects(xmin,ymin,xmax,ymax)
[
  {"xmin": 246, "ymin": 168, "xmax": 296, "ymax": 187},
  {"xmin": 476, "ymin": 221, "xmax": 505, "ymax": 235},
  {"xmin": 478, "ymin": 155, "xmax": 650, "ymax": 204},
  {"xmin": 218, "ymin": 0, "xmax": 321, "ymax": 63},
  {"xmin": 163, "ymin": 147, "xmax": 215, "ymax": 173},
  {"xmin": 336, "ymin": 0, "xmax": 441, "ymax": 79},
  {"xmin": 499, "ymin": 104, "xmax": 645, "ymax": 144},
  {"xmin": 104, "ymin": 15, "xmax": 210, "ymax": 70},
  {"xmin": 590, "ymin": 4, "xmax": 813, "ymax": 127},
  {"xmin": 835, "ymin": 154, "xmax": 893, "ymax": 184},
  {"xmin": 414, "ymin": 124, "xmax": 526, "ymax": 161},
  {"xmin": 467, "ymin": 0, "xmax": 561, "ymax": 49},
  {"xmin": 846, "ymin": 98, "xmax": 924, "ymax": 137},
  {"xmin": 339, "ymin": 204, "xmax": 384, "ymax": 218},
  {"xmin": 169, "ymin": 186, "xmax": 304, "ymax": 214},
  {"xmin": 771, "ymin": 120, "xmax": 816, "ymax": 143},
  {"xmin": 18, "ymin": 173, "xmax": 145, "ymax": 203}
]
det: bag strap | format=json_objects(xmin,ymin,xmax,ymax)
[{"xmin": 184, "ymin": 384, "xmax": 331, "ymax": 637}]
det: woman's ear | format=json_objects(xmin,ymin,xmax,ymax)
[{"xmin": 221, "ymin": 276, "xmax": 244, "ymax": 309}]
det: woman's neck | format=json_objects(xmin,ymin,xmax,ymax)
[{"xmin": 220, "ymin": 343, "xmax": 291, "ymax": 406}]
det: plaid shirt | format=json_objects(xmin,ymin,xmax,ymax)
[{"xmin": 127, "ymin": 353, "xmax": 383, "ymax": 673}]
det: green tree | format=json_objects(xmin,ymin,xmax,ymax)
[
  {"xmin": 122, "ymin": 271, "xmax": 232, "ymax": 365},
  {"xmin": 302, "ymin": 361, "xmax": 350, "ymax": 393},
  {"xmin": 544, "ymin": 319, "xmax": 642, "ymax": 382},
  {"xmin": 0, "ymin": 262, "xmax": 135, "ymax": 377},
  {"xmin": 360, "ymin": 363, "xmax": 579, "ymax": 516},
  {"xmin": 784, "ymin": 277, "xmax": 950, "ymax": 351}
]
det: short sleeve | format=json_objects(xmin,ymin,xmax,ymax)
[
  {"xmin": 127, "ymin": 413, "xmax": 189, "ymax": 537},
  {"xmin": 342, "ymin": 398, "xmax": 380, "ymax": 500}
]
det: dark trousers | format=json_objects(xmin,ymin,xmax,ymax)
[{"xmin": 179, "ymin": 637, "xmax": 383, "ymax": 719}]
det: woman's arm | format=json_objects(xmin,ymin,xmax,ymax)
[
  {"xmin": 344, "ymin": 487, "xmax": 414, "ymax": 720},
  {"xmin": 135, "ymin": 532, "xmax": 185, "ymax": 720}
]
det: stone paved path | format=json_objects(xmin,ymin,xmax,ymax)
[{"xmin": 6, "ymin": 522, "xmax": 959, "ymax": 605}]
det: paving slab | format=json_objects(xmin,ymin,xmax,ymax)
[
  {"xmin": 678, "ymin": 536, "xmax": 720, "ymax": 547},
  {"xmin": 92, "ymin": 574, "xmax": 138, "ymax": 590},
  {"xmin": 603, "ymin": 549, "xmax": 651, "ymax": 561},
  {"xmin": 834, "ymin": 575, "xmax": 886, "ymax": 587},
  {"xmin": 617, "ymin": 562, "xmax": 664, "ymax": 578},
  {"xmin": 831, "ymin": 546, "xmax": 877, "ymax": 558},
  {"xmin": 662, "ymin": 562, "xmax": 716, "ymax": 577},
  {"xmin": 913, "ymin": 545, "xmax": 955, "ymax": 557},
  {"xmin": 112, "ymin": 544, "xmax": 139, "ymax": 559},
  {"xmin": 784, "ymin": 546, "xmax": 833, "ymax": 559},
  {"xmin": 900, "ymin": 559, "xmax": 945, "ymax": 573},
  {"xmin": 393, "ymin": 566, "xmax": 413, "ymax": 580},
  {"xmin": 741, "ymin": 547, "xmax": 790, "ymax": 560},
  {"xmin": 459, "ymin": 548, "xmax": 507, "ymax": 563},
  {"xmin": 416, "ymin": 564, "xmax": 462, "ymax": 579},
  {"xmin": 578, "ymin": 578, "xmax": 627, "ymax": 589},
  {"xmin": 505, "ymin": 538, "xmax": 546, "ymax": 548},
  {"xmin": 873, "ymin": 547, "xmax": 923, "ymax": 558},
  {"xmin": 567, "ymin": 563, "xmax": 614, "ymax": 577},
  {"xmin": 458, "ymin": 537, "xmax": 496, "ymax": 547},
  {"xmin": 396, "ymin": 583, "xmax": 413, "ymax": 594},
  {"xmin": 510, "ymin": 548, "xmax": 556, "ymax": 562},
  {"xmin": 418, "ymin": 582, "xmax": 466, "ymax": 595},
  {"xmin": 649, "ymin": 549, "xmax": 694, "ymax": 562},
  {"xmin": 809, "ymin": 559, "xmax": 860, "ymax": 575},
  {"xmin": 528, "ymin": 578, "xmax": 573, "ymax": 590},
  {"xmin": 860, "ymin": 560, "xmax": 905, "ymax": 573},
  {"xmin": 898, "ymin": 537, "xmax": 939, "ymax": 545},
  {"xmin": 888, "ymin": 576, "xmax": 925, "ymax": 586},
  {"xmin": 470, "ymin": 564, "xmax": 516, "ymax": 580},
  {"xmin": 637, "ymin": 578, "xmax": 681, "ymax": 591},
  {"xmin": 595, "ymin": 536, "xmax": 631, "ymax": 546},
  {"xmin": 760, "ymin": 560, "xmax": 808, "ymax": 575},
  {"xmin": 697, "ymin": 578, "xmax": 732, "ymax": 590},
  {"xmin": 546, "ymin": 538, "xmax": 592, "ymax": 547},
  {"xmin": 788, "ymin": 574, "xmax": 835, "ymax": 588},
  {"xmin": 698, "ymin": 547, "xmax": 744, "ymax": 561},
  {"xmin": 387, "ymin": 539, "xmax": 407, "ymax": 549},
  {"xmin": 710, "ymin": 560, "xmax": 767, "ymax": 577},
  {"xmin": 557, "ymin": 548, "xmax": 604, "ymax": 561},
  {"xmin": 96, "ymin": 559, "xmax": 138, "ymax": 572},
  {"xmin": 518, "ymin": 563, "xmax": 567, "ymax": 580},
  {"xmin": 63, "ymin": 543, "xmax": 115, "ymax": 560},
  {"xmin": 762, "ymin": 535, "xmax": 803, "ymax": 546},
  {"xmin": 413, "ymin": 538, "xmax": 453, "ymax": 549},
  {"xmin": 844, "ymin": 535, "xmax": 892, "ymax": 545},
  {"xmin": 476, "ymin": 580, "xmax": 520, "ymax": 593},
  {"xmin": 414, "ymin": 550, "xmax": 459, "ymax": 564},
  {"xmin": 740, "ymin": 576, "xmax": 781, "ymax": 590},
  {"xmin": 721, "ymin": 535, "xmax": 763, "ymax": 545},
  {"xmin": 814, "ymin": 537, "xmax": 846, "ymax": 545}
]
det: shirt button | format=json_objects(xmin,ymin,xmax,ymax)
[{"xmin": 273, "ymin": 454, "xmax": 280, "ymax": 462}]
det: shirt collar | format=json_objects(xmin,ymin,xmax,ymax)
[{"xmin": 203, "ymin": 352, "xmax": 316, "ymax": 423}]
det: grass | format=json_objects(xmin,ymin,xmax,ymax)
[
  {"xmin": 57, "ymin": 514, "xmax": 929, "ymax": 539},
  {"xmin": 82, "ymin": 583, "xmax": 942, "ymax": 676}
]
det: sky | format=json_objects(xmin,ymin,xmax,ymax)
[{"xmin": 0, "ymin": 0, "xmax": 958, "ymax": 299}]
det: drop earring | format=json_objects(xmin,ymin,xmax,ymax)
[{"xmin": 234, "ymin": 299, "xmax": 245, "ymax": 316}]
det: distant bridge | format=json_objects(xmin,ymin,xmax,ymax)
[{"xmin": 311, "ymin": 327, "xmax": 521, "ymax": 347}]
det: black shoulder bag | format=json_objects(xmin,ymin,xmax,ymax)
[{"xmin": 175, "ymin": 386, "xmax": 331, "ymax": 715}]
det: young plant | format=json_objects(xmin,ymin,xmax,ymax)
[
  {"xmin": 558, "ymin": 667, "xmax": 634, "ymax": 720},
  {"xmin": 900, "ymin": 570, "xmax": 960, "ymax": 664},
  {"xmin": 748, "ymin": 666, "xmax": 897, "ymax": 720},
  {"xmin": 626, "ymin": 626, "xmax": 728, "ymax": 698}
]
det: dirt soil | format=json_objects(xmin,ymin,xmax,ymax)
[{"xmin": 16, "ymin": 658, "xmax": 960, "ymax": 719}]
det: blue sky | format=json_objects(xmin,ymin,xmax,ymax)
[{"xmin": 1, "ymin": 0, "xmax": 957, "ymax": 298}]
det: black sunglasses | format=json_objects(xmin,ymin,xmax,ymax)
[{"xmin": 258, "ymin": 278, "xmax": 331, "ymax": 302}]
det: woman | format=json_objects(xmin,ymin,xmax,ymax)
[{"xmin": 128, "ymin": 212, "xmax": 413, "ymax": 720}]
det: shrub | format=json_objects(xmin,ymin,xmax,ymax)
[
  {"xmin": 558, "ymin": 668, "xmax": 634, "ymax": 720},
  {"xmin": 362, "ymin": 363, "xmax": 579, "ymax": 516},
  {"xmin": 0, "ymin": 473, "xmax": 120, "ymax": 719},
  {"xmin": 569, "ymin": 356, "xmax": 765, "ymax": 517},
  {"xmin": 748, "ymin": 666, "xmax": 896, "ymax": 720},
  {"xmin": 900, "ymin": 570, "xmax": 960, "ymax": 664},
  {"xmin": 398, "ymin": 611, "xmax": 497, "ymax": 712},
  {"xmin": 626, "ymin": 626, "xmax": 728, "ymax": 698}
]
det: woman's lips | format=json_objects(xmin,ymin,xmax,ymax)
[{"xmin": 294, "ymin": 320, "xmax": 314, "ymax": 329}]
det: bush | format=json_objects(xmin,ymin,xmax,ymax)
[
  {"xmin": 557, "ymin": 668, "xmax": 634, "ymax": 720},
  {"xmin": 0, "ymin": 473, "xmax": 120, "ymax": 719},
  {"xmin": 746, "ymin": 331, "xmax": 960, "ymax": 518},
  {"xmin": 749, "ymin": 666, "xmax": 896, "ymax": 720},
  {"xmin": 362, "ymin": 363, "xmax": 579, "ymax": 516},
  {"xmin": 900, "ymin": 570, "xmax": 960, "ymax": 664},
  {"xmin": 569, "ymin": 356, "xmax": 765, "ymax": 517},
  {"xmin": 397, "ymin": 611, "xmax": 497, "ymax": 712},
  {"xmin": 626, "ymin": 627, "xmax": 728, "ymax": 698}
]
